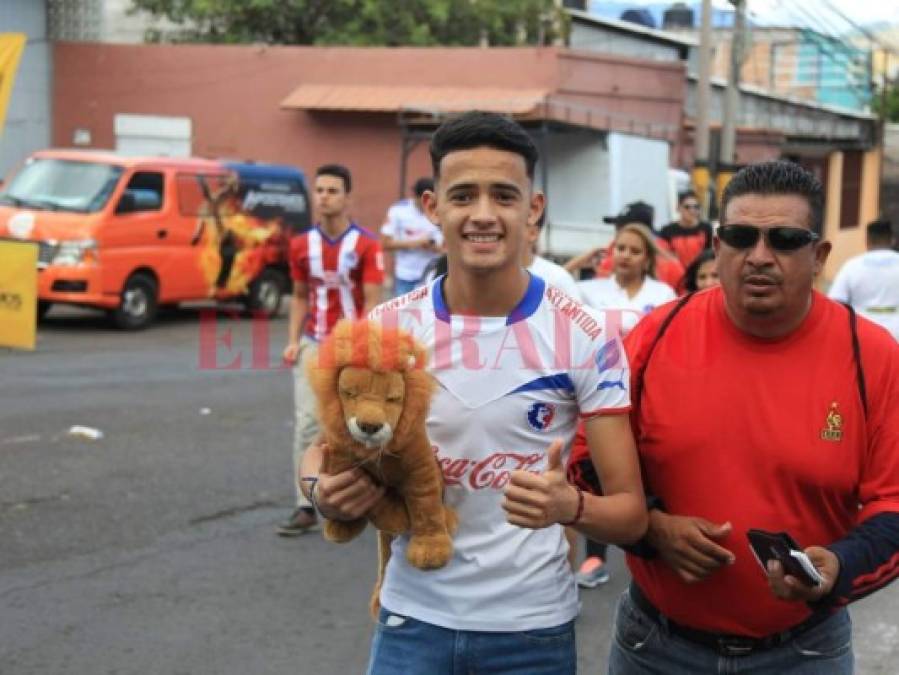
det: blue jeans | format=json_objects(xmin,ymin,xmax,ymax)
[
  {"xmin": 366, "ymin": 607, "xmax": 576, "ymax": 675},
  {"xmin": 393, "ymin": 277, "xmax": 420, "ymax": 297},
  {"xmin": 608, "ymin": 589, "xmax": 853, "ymax": 674}
]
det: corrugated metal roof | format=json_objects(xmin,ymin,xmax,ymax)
[{"xmin": 280, "ymin": 84, "xmax": 549, "ymax": 114}]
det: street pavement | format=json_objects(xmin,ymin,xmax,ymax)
[{"xmin": 1, "ymin": 305, "xmax": 897, "ymax": 674}]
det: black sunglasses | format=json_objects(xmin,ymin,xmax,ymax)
[{"xmin": 718, "ymin": 224, "xmax": 820, "ymax": 252}]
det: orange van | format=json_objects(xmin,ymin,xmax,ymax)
[{"xmin": 0, "ymin": 150, "xmax": 309, "ymax": 328}]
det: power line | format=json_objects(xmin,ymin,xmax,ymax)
[
  {"xmin": 818, "ymin": 0, "xmax": 899, "ymax": 55},
  {"xmin": 774, "ymin": 1, "xmax": 872, "ymax": 98}
]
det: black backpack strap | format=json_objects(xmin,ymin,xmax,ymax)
[
  {"xmin": 843, "ymin": 303, "xmax": 869, "ymax": 418},
  {"xmin": 634, "ymin": 292, "xmax": 695, "ymax": 411}
]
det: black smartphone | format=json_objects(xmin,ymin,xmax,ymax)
[{"xmin": 746, "ymin": 528, "xmax": 824, "ymax": 587}]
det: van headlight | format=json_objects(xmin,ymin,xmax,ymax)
[{"xmin": 52, "ymin": 239, "xmax": 99, "ymax": 266}]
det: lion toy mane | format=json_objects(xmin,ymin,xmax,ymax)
[{"xmin": 307, "ymin": 319, "xmax": 456, "ymax": 609}]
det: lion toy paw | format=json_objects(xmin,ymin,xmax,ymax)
[
  {"xmin": 323, "ymin": 517, "xmax": 367, "ymax": 543},
  {"xmin": 407, "ymin": 532, "xmax": 454, "ymax": 569}
]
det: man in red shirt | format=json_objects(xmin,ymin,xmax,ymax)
[
  {"xmin": 610, "ymin": 161, "xmax": 899, "ymax": 673},
  {"xmin": 277, "ymin": 164, "xmax": 384, "ymax": 535},
  {"xmin": 659, "ymin": 190, "xmax": 714, "ymax": 269}
]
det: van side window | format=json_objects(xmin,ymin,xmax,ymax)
[{"xmin": 116, "ymin": 171, "xmax": 164, "ymax": 213}]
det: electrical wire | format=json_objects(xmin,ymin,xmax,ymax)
[{"xmin": 771, "ymin": 0, "xmax": 871, "ymax": 100}]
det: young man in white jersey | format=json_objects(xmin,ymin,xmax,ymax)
[
  {"xmin": 300, "ymin": 112, "xmax": 648, "ymax": 673},
  {"xmin": 828, "ymin": 219, "xmax": 899, "ymax": 340},
  {"xmin": 381, "ymin": 177, "xmax": 444, "ymax": 296},
  {"xmin": 277, "ymin": 164, "xmax": 384, "ymax": 536}
]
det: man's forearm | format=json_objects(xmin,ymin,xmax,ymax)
[
  {"xmin": 385, "ymin": 238, "xmax": 430, "ymax": 251},
  {"xmin": 362, "ymin": 285, "xmax": 382, "ymax": 314},
  {"xmin": 573, "ymin": 491, "xmax": 648, "ymax": 546},
  {"xmin": 826, "ymin": 511, "xmax": 899, "ymax": 604},
  {"xmin": 288, "ymin": 296, "xmax": 308, "ymax": 345}
]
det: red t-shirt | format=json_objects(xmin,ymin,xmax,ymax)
[
  {"xmin": 289, "ymin": 224, "xmax": 384, "ymax": 340},
  {"xmin": 624, "ymin": 287, "xmax": 899, "ymax": 636},
  {"xmin": 659, "ymin": 221, "xmax": 714, "ymax": 269}
]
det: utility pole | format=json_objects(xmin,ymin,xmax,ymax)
[
  {"xmin": 693, "ymin": 0, "xmax": 713, "ymax": 218},
  {"xmin": 718, "ymin": 0, "xmax": 746, "ymax": 206}
]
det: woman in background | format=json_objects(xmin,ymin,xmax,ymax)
[
  {"xmin": 680, "ymin": 248, "xmax": 719, "ymax": 294},
  {"xmin": 576, "ymin": 222, "xmax": 676, "ymax": 337}
]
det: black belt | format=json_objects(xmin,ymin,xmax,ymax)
[{"xmin": 628, "ymin": 583, "xmax": 833, "ymax": 657}]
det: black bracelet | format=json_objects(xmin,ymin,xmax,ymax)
[
  {"xmin": 561, "ymin": 486, "xmax": 585, "ymax": 526},
  {"xmin": 300, "ymin": 476, "xmax": 320, "ymax": 514},
  {"xmin": 645, "ymin": 495, "xmax": 666, "ymax": 512}
]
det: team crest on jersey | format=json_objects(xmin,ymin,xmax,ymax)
[
  {"xmin": 527, "ymin": 402, "xmax": 556, "ymax": 431},
  {"xmin": 342, "ymin": 250, "xmax": 359, "ymax": 269},
  {"xmin": 820, "ymin": 401, "xmax": 843, "ymax": 442}
]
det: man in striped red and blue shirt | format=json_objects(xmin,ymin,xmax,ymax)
[{"xmin": 277, "ymin": 164, "xmax": 384, "ymax": 536}]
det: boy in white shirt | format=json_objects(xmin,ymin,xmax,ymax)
[
  {"xmin": 828, "ymin": 219, "xmax": 899, "ymax": 340},
  {"xmin": 301, "ymin": 112, "xmax": 648, "ymax": 674},
  {"xmin": 381, "ymin": 177, "xmax": 444, "ymax": 296}
]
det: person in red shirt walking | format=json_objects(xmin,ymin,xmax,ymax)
[
  {"xmin": 277, "ymin": 164, "xmax": 384, "ymax": 535},
  {"xmin": 610, "ymin": 161, "xmax": 899, "ymax": 674},
  {"xmin": 658, "ymin": 190, "xmax": 714, "ymax": 269}
]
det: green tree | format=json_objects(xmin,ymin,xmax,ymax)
[
  {"xmin": 873, "ymin": 81, "xmax": 899, "ymax": 122},
  {"xmin": 131, "ymin": 0, "xmax": 567, "ymax": 46}
]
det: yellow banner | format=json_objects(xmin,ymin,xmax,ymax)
[
  {"xmin": 0, "ymin": 33, "xmax": 26, "ymax": 136},
  {"xmin": 0, "ymin": 239, "xmax": 38, "ymax": 350}
]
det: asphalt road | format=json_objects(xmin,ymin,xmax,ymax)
[{"xmin": 1, "ymin": 305, "xmax": 897, "ymax": 675}]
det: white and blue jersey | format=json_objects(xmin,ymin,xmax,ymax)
[{"xmin": 368, "ymin": 273, "xmax": 630, "ymax": 631}]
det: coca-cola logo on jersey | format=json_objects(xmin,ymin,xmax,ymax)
[{"xmin": 435, "ymin": 446, "xmax": 542, "ymax": 490}]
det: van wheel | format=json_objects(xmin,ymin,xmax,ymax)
[
  {"xmin": 245, "ymin": 268, "xmax": 285, "ymax": 318},
  {"xmin": 37, "ymin": 301, "xmax": 52, "ymax": 321},
  {"xmin": 113, "ymin": 273, "xmax": 158, "ymax": 330}
]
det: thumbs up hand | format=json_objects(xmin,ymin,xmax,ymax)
[{"xmin": 502, "ymin": 439, "xmax": 580, "ymax": 529}]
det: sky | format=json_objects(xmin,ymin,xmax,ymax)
[
  {"xmin": 597, "ymin": 0, "xmax": 899, "ymax": 30},
  {"xmin": 745, "ymin": 0, "xmax": 899, "ymax": 28}
]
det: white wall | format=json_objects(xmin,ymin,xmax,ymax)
[
  {"xmin": 607, "ymin": 132, "xmax": 671, "ymax": 228},
  {"xmin": 114, "ymin": 114, "xmax": 192, "ymax": 157},
  {"xmin": 0, "ymin": 0, "xmax": 51, "ymax": 180},
  {"xmin": 569, "ymin": 22, "xmax": 683, "ymax": 63},
  {"xmin": 530, "ymin": 128, "xmax": 671, "ymax": 258},
  {"xmin": 538, "ymin": 127, "xmax": 615, "ymax": 257}
]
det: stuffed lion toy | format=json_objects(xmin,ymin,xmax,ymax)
[{"xmin": 307, "ymin": 319, "xmax": 456, "ymax": 611}]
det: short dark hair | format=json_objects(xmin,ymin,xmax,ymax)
[
  {"xmin": 429, "ymin": 111, "xmax": 539, "ymax": 180},
  {"xmin": 413, "ymin": 177, "xmax": 434, "ymax": 197},
  {"xmin": 682, "ymin": 248, "xmax": 716, "ymax": 293},
  {"xmin": 867, "ymin": 218, "xmax": 894, "ymax": 244},
  {"xmin": 316, "ymin": 163, "xmax": 352, "ymax": 193},
  {"xmin": 721, "ymin": 161, "xmax": 823, "ymax": 231},
  {"xmin": 678, "ymin": 190, "xmax": 698, "ymax": 206}
]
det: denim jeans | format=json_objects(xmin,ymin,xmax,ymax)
[
  {"xmin": 607, "ymin": 589, "xmax": 853, "ymax": 675},
  {"xmin": 393, "ymin": 277, "xmax": 420, "ymax": 297},
  {"xmin": 366, "ymin": 607, "xmax": 576, "ymax": 675}
]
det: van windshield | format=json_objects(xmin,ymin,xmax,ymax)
[{"xmin": 0, "ymin": 158, "xmax": 124, "ymax": 213}]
